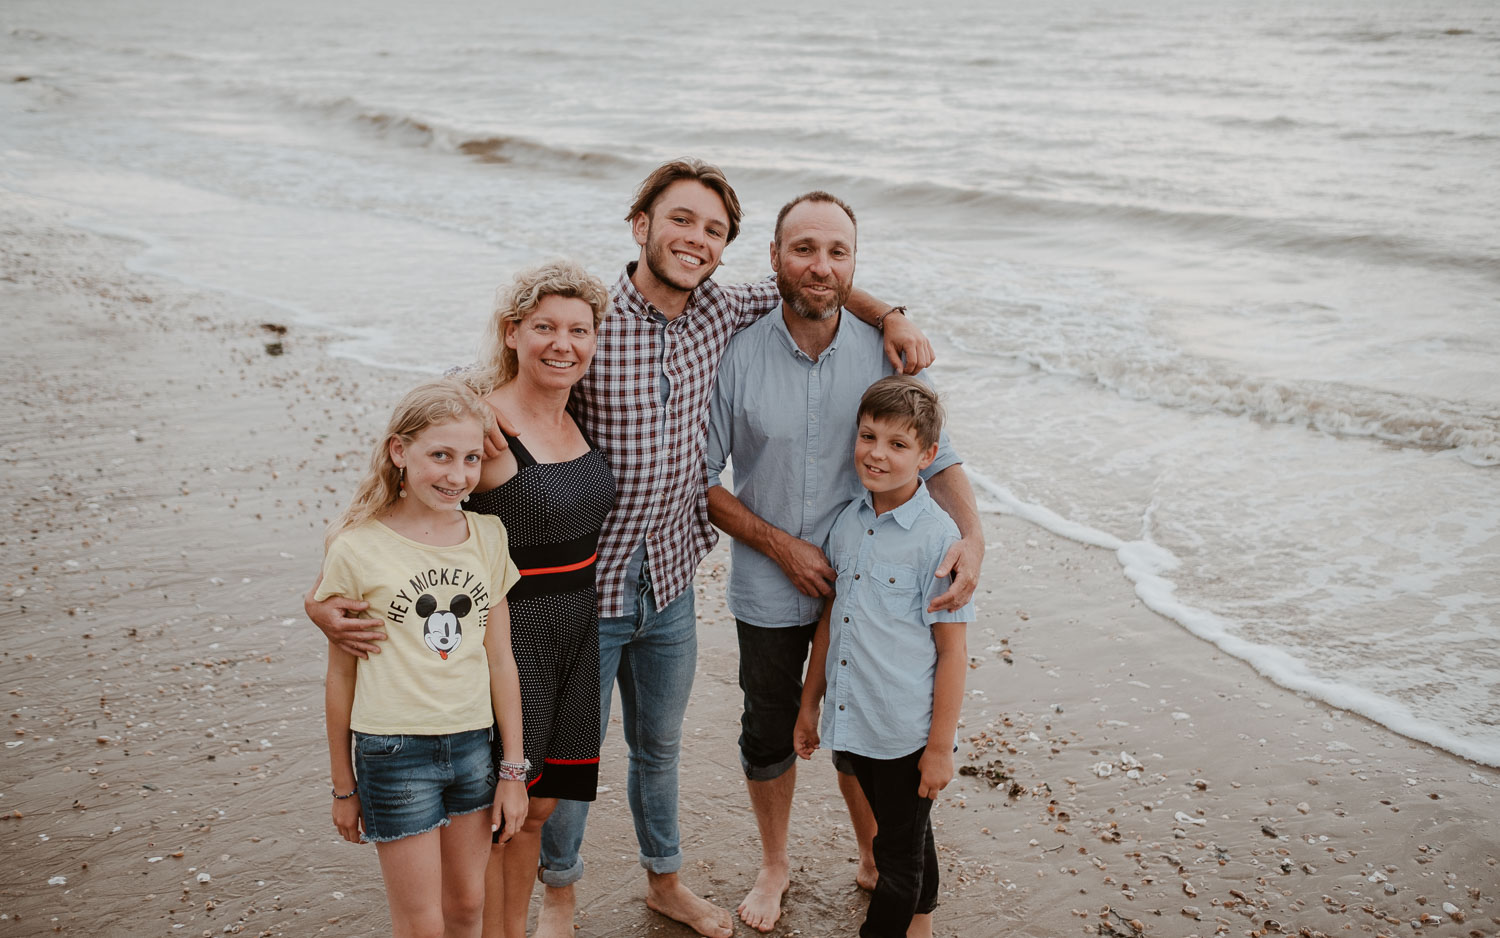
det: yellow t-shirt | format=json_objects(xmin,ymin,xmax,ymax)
[{"xmin": 317, "ymin": 512, "xmax": 520, "ymax": 735}]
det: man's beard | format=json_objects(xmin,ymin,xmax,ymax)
[
  {"xmin": 777, "ymin": 269, "xmax": 848, "ymax": 321},
  {"xmin": 642, "ymin": 223, "xmax": 713, "ymax": 293}
]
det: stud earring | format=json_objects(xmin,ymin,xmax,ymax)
[{"xmin": 398, "ymin": 466, "xmax": 407, "ymax": 498}]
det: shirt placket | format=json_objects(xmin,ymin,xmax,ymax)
[
  {"xmin": 831, "ymin": 590, "xmax": 852, "ymax": 740},
  {"xmin": 832, "ymin": 508, "xmax": 877, "ymax": 745},
  {"xmin": 648, "ymin": 316, "xmax": 674, "ymax": 568},
  {"xmin": 800, "ymin": 356, "xmax": 821, "ymax": 540}
]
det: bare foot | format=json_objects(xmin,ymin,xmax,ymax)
[
  {"xmin": 855, "ymin": 857, "xmax": 878, "ymax": 892},
  {"xmin": 535, "ymin": 882, "xmax": 575, "ymax": 938},
  {"xmin": 645, "ymin": 872, "xmax": 733, "ymax": 938},
  {"xmin": 736, "ymin": 865, "xmax": 789, "ymax": 933},
  {"xmin": 906, "ymin": 911, "xmax": 933, "ymax": 938}
]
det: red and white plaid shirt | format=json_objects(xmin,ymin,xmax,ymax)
[{"xmin": 572, "ymin": 264, "xmax": 780, "ymax": 618}]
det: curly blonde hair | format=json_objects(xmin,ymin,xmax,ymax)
[
  {"xmin": 326, "ymin": 378, "xmax": 491, "ymax": 549},
  {"xmin": 470, "ymin": 259, "xmax": 611, "ymax": 395}
]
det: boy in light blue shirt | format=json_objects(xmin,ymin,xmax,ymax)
[{"xmin": 794, "ymin": 375, "xmax": 973, "ymax": 938}]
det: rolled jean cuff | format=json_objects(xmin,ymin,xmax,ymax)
[
  {"xmin": 639, "ymin": 848, "xmax": 683, "ymax": 876},
  {"xmin": 742, "ymin": 749, "xmax": 797, "ymax": 782},
  {"xmin": 538, "ymin": 856, "xmax": 584, "ymax": 887}
]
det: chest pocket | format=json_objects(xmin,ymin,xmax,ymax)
[{"xmin": 868, "ymin": 561, "xmax": 921, "ymax": 621}]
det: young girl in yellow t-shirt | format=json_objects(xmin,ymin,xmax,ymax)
[{"xmin": 319, "ymin": 377, "xmax": 527, "ymax": 937}]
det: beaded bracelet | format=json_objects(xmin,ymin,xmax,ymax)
[
  {"xmin": 496, "ymin": 758, "xmax": 531, "ymax": 782},
  {"xmin": 875, "ymin": 304, "xmax": 907, "ymax": 332},
  {"xmin": 331, "ymin": 786, "xmax": 358, "ymax": 800}
]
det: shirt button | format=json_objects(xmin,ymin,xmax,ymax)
[
  {"xmin": 838, "ymin": 704, "xmax": 845, "ymax": 711},
  {"xmin": 867, "ymin": 529, "xmax": 874, "ymax": 535},
  {"xmin": 842, "ymin": 616, "xmax": 849, "ymax": 623},
  {"xmin": 840, "ymin": 659, "xmax": 847, "ymax": 666},
  {"xmin": 853, "ymin": 574, "xmax": 860, "ymax": 580},
  {"xmin": 889, "ymin": 577, "xmax": 896, "ymax": 583}
]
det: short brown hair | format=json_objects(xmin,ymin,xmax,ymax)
[
  {"xmin": 857, "ymin": 376, "xmax": 944, "ymax": 448},
  {"xmin": 625, "ymin": 158, "xmax": 743, "ymax": 244},
  {"xmin": 774, "ymin": 191, "xmax": 857, "ymax": 247}
]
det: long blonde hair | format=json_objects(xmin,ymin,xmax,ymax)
[
  {"xmin": 325, "ymin": 378, "xmax": 491, "ymax": 549},
  {"xmin": 470, "ymin": 259, "xmax": 611, "ymax": 395}
]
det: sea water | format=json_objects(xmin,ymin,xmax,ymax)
[{"xmin": 2, "ymin": 0, "xmax": 1496, "ymax": 763}]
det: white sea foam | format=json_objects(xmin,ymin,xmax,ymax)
[{"xmin": 972, "ymin": 470, "xmax": 1500, "ymax": 767}]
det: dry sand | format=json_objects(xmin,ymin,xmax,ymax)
[{"xmin": 2, "ymin": 192, "xmax": 1497, "ymax": 938}]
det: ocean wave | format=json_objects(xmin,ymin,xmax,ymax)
[
  {"xmin": 1310, "ymin": 26, "xmax": 1491, "ymax": 44},
  {"xmin": 969, "ymin": 473, "xmax": 1500, "ymax": 767},
  {"xmin": 1209, "ymin": 114, "xmax": 1308, "ymax": 132},
  {"xmin": 268, "ymin": 92, "xmax": 640, "ymax": 176},
  {"xmin": 192, "ymin": 83, "xmax": 1499, "ymax": 282},
  {"xmin": 5, "ymin": 25, "xmax": 198, "ymax": 62},
  {"xmin": 1339, "ymin": 127, "xmax": 1499, "ymax": 144},
  {"xmin": 1012, "ymin": 347, "xmax": 1500, "ymax": 466},
  {"xmin": 741, "ymin": 171, "xmax": 1500, "ymax": 281},
  {"xmin": 7, "ymin": 27, "xmax": 65, "ymax": 43}
]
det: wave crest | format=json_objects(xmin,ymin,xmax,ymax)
[
  {"xmin": 265, "ymin": 91, "xmax": 639, "ymax": 176},
  {"xmin": 1019, "ymin": 348, "xmax": 1500, "ymax": 465}
]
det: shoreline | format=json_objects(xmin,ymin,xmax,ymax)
[
  {"xmin": 969, "ymin": 479, "xmax": 1500, "ymax": 772},
  {"xmin": 2, "ymin": 194, "xmax": 1497, "ymax": 937}
]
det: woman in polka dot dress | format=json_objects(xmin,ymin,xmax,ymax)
[{"xmin": 466, "ymin": 260, "xmax": 616, "ymax": 938}]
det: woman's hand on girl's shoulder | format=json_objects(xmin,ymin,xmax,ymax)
[{"xmin": 481, "ymin": 399, "xmax": 520, "ymax": 461}]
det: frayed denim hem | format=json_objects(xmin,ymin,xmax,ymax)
[
  {"xmin": 449, "ymin": 800, "xmax": 495, "ymax": 821},
  {"xmin": 361, "ymin": 800, "xmax": 494, "ymax": 844}
]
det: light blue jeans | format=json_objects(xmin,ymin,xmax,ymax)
[{"xmin": 538, "ymin": 571, "xmax": 698, "ymax": 884}]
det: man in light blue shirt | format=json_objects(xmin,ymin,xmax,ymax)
[{"xmin": 704, "ymin": 191, "xmax": 985, "ymax": 933}]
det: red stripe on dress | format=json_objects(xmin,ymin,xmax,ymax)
[
  {"xmin": 516, "ymin": 552, "xmax": 597, "ymax": 577},
  {"xmin": 543, "ymin": 757, "xmax": 601, "ymax": 765}
]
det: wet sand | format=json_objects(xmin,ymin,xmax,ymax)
[{"xmin": 2, "ymin": 193, "xmax": 1497, "ymax": 938}]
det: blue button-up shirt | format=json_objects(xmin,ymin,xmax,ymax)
[
  {"xmin": 821, "ymin": 483, "xmax": 974, "ymax": 759},
  {"xmin": 704, "ymin": 310, "xmax": 960, "ymax": 628}
]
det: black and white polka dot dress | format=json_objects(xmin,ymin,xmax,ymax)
[{"xmin": 468, "ymin": 425, "xmax": 615, "ymax": 802}]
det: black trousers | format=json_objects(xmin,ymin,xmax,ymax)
[{"xmin": 840, "ymin": 747, "xmax": 939, "ymax": 938}]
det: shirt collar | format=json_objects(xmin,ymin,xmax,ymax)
[
  {"xmin": 859, "ymin": 478, "xmax": 932, "ymax": 530},
  {"xmin": 616, "ymin": 262, "xmax": 718, "ymax": 323},
  {"xmin": 772, "ymin": 306, "xmax": 851, "ymax": 362}
]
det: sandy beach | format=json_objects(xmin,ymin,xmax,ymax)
[{"xmin": 2, "ymin": 193, "xmax": 1497, "ymax": 938}]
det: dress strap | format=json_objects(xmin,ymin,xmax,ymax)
[
  {"xmin": 502, "ymin": 431, "xmax": 538, "ymax": 469},
  {"xmin": 566, "ymin": 405, "xmax": 602, "ymax": 452}
]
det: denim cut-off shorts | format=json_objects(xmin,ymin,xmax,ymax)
[{"xmin": 353, "ymin": 728, "xmax": 495, "ymax": 843}]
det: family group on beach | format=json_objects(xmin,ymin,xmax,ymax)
[{"xmin": 306, "ymin": 158, "xmax": 987, "ymax": 938}]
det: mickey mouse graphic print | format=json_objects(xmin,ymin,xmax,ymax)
[{"xmin": 316, "ymin": 512, "xmax": 521, "ymax": 735}]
